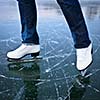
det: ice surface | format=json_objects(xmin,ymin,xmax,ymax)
[{"xmin": 0, "ymin": 0, "xmax": 100, "ymax": 100}]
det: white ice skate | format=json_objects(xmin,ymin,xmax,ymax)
[
  {"xmin": 7, "ymin": 44, "xmax": 40, "ymax": 60},
  {"xmin": 76, "ymin": 43, "xmax": 93, "ymax": 71}
]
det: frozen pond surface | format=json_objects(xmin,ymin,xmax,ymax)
[{"xmin": 0, "ymin": 0, "xmax": 100, "ymax": 100}]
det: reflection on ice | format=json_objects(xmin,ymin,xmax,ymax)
[{"xmin": 83, "ymin": 5, "xmax": 100, "ymax": 20}]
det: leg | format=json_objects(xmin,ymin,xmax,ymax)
[
  {"xmin": 56, "ymin": 0, "xmax": 92, "ymax": 70},
  {"xmin": 7, "ymin": 0, "xmax": 40, "ymax": 59},
  {"xmin": 18, "ymin": 0, "xmax": 39, "ymax": 44},
  {"xmin": 56, "ymin": 0, "xmax": 91, "ymax": 48}
]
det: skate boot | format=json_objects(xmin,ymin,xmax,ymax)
[
  {"xmin": 76, "ymin": 43, "xmax": 93, "ymax": 71},
  {"xmin": 7, "ymin": 44, "xmax": 40, "ymax": 60}
]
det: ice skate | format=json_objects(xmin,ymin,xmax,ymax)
[
  {"xmin": 76, "ymin": 43, "xmax": 93, "ymax": 71},
  {"xmin": 7, "ymin": 44, "xmax": 40, "ymax": 61}
]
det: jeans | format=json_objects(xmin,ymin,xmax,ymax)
[{"xmin": 18, "ymin": 0, "xmax": 91, "ymax": 48}]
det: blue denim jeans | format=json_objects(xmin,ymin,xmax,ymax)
[{"xmin": 18, "ymin": 0, "xmax": 91, "ymax": 48}]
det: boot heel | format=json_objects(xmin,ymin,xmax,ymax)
[{"xmin": 31, "ymin": 52, "xmax": 40, "ymax": 57}]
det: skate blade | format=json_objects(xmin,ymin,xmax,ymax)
[{"xmin": 7, "ymin": 56, "xmax": 42, "ymax": 64}]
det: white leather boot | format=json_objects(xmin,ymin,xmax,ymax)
[
  {"xmin": 76, "ymin": 43, "xmax": 93, "ymax": 71},
  {"xmin": 7, "ymin": 44, "xmax": 40, "ymax": 59}
]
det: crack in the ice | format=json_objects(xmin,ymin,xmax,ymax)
[
  {"xmin": 0, "ymin": 89, "xmax": 10, "ymax": 95},
  {"xmin": 87, "ymin": 85, "xmax": 100, "ymax": 93},
  {"xmin": 0, "ymin": 74, "xmax": 22, "ymax": 81},
  {"xmin": 45, "ymin": 50, "xmax": 73, "ymax": 73},
  {"xmin": 0, "ymin": 37, "xmax": 19, "ymax": 49}
]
